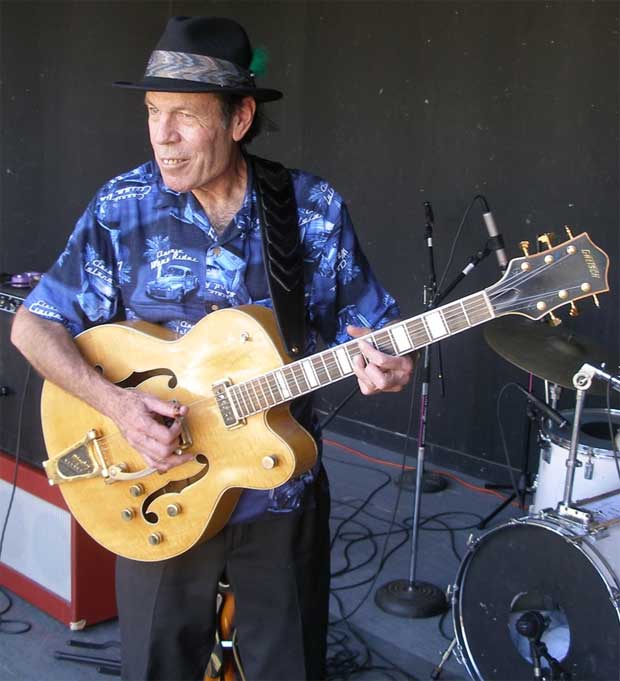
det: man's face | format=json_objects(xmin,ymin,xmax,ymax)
[{"xmin": 145, "ymin": 91, "xmax": 239, "ymax": 194}]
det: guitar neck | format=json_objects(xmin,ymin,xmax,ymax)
[{"xmin": 226, "ymin": 290, "xmax": 495, "ymax": 418}]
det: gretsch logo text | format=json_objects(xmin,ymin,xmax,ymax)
[{"xmin": 581, "ymin": 249, "xmax": 601, "ymax": 279}]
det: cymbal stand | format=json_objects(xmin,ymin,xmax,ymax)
[{"xmin": 556, "ymin": 363, "xmax": 610, "ymax": 522}]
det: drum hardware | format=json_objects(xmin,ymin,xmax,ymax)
[
  {"xmin": 477, "ymin": 384, "xmax": 558, "ymax": 530},
  {"xmin": 531, "ymin": 409, "xmax": 620, "ymax": 513},
  {"xmin": 515, "ymin": 611, "xmax": 570, "ymax": 681}
]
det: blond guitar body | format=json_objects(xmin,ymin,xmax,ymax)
[{"xmin": 41, "ymin": 305, "xmax": 317, "ymax": 562}]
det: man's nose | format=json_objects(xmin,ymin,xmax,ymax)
[{"xmin": 151, "ymin": 114, "xmax": 180, "ymax": 145}]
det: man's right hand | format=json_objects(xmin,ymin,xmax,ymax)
[{"xmin": 109, "ymin": 390, "xmax": 193, "ymax": 472}]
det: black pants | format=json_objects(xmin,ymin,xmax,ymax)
[{"xmin": 116, "ymin": 467, "xmax": 331, "ymax": 681}]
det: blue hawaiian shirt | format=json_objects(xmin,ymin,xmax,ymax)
[{"xmin": 25, "ymin": 159, "xmax": 399, "ymax": 523}]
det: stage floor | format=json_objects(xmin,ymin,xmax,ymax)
[{"xmin": 0, "ymin": 431, "xmax": 526, "ymax": 680}]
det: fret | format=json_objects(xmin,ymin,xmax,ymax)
[
  {"xmin": 283, "ymin": 365, "xmax": 301, "ymax": 396},
  {"xmin": 323, "ymin": 351, "xmax": 343, "ymax": 381},
  {"xmin": 240, "ymin": 383, "xmax": 258, "ymax": 413},
  {"xmin": 258, "ymin": 376, "xmax": 275, "ymax": 406},
  {"xmin": 423, "ymin": 310, "xmax": 449, "ymax": 339},
  {"xmin": 266, "ymin": 372, "xmax": 283, "ymax": 403},
  {"xmin": 291, "ymin": 363, "xmax": 310, "ymax": 393},
  {"xmin": 234, "ymin": 384, "xmax": 251, "ymax": 416},
  {"xmin": 248, "ymin": 379, "xmax": 264, "ymax": 409},
  {"xmin": 274, "ymin": 370, "xmax": 292, "ymax": 399},
  {"xmin": 311, "ymin": 356, "xmax": 330, "ymax": 385},
  {"xmin": 482, "ymin": 292, "xmax": 495, "ymax": 319},
  {"xmin": 375, "ymin": 329, "xmax": 396, "ymax": 355},
  {"xmin": 464, "ymin": 293, "xmax": 493, "ymax": 325},
  {"xmin": 390, "ymin": 324, "xmax": 413, "ymax": 353},
  {"xmin": 301, "ymin": 359, "xmax": 319, "ymax": 387},
  {"xmin": 442, "ymin": 302, "xmax": 469, "ymax": 334},
  {"xmin": 409, "ymin": 318, "xmax": 430, "ymax": 346},
  {"xmin": 335, "ymin": 347, "xmax": 353, "ymax": 374},
  {"xmin": 229, "ymin": 386, "xmax": 246, "ymax": 418},
  {"xmin": 263, "ymin": 374, "xmax": 279, "ymax": 404},
  {"xmin": 459, "ymin": 300, "xmax": 472, "ymax": 326}
]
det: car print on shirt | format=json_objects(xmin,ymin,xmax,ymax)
[{"xmin": 145, "ymin": 264, "xmax": 199, "ymax": 302}]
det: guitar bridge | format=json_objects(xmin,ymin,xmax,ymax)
[
  {"xmin": 44, "ymin": 429, "xmax": 106, "ymax": 485},
  {"xmin": 212, "ymin": 379, "xmax": 245, "ymax": 429}
]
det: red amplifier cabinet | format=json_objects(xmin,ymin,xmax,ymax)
[{"xmin": 0, "ymin": 452, "xmax": 117, "ymax": 629}]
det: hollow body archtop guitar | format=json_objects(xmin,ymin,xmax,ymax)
[{"xmin": 40, "ymin": 233, "xmax": 609, "ymax": 561}]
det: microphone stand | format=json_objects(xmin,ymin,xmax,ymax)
[{"xmin": 376, "ymin": 205, "xmax": 494, "ymax": 618}]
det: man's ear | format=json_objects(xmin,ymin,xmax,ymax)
[{"xmin": 232, "ymin": 97, "xmax": 257, "ymax": 142}]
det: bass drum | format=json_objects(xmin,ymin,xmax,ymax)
[
  {"xmin": 452, "ymin": 514, "xmax": 620, "ymax": 680},
  {"xmin": 532, "ymin": 408, "xmax": 620, "ymax": 513}
]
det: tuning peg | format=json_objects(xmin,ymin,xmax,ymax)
[
  {"xmin": 537, "ymin": 233, "xmax": 555, "ymax": 249},
  {"xmin": 592, "ymin": 294, "xmax": 600, "ymax": 308},
  {"xmin": 569, "ymin": 302, "xmax": 580, "ymax": 317},
  {"xmin": 564, "ymin": 225, "xmax": 575, "ymax": 239},
  {"xmin": 546, "ymin": 311, "xmax": 562, "ymax": 327},
  {"xmin": 519, "ymin": 240, "xmax": 530, "ymax": 256}
]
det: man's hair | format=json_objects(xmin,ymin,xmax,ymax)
[{"xmin": 217, "ymin": 93, "xmax": 263, "ymax": 145}]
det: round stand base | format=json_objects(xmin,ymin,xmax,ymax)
[
  {"xmin": 396, "ymin": 470, "xmax": 447, "ymax": 494},
  {"xmin": 375, "ymin": 579, "xmax": 448, "ymax": 618}
]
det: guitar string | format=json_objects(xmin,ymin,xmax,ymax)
[{"xmin": 75, "ymin": 276, "xmax": 589, "ymax": 457}]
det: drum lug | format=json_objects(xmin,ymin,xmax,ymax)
[
  {"xmin": 541, "ymin": 442, "xmax": 552, "ymax": 464},
  {"xmin": 466, "ymin": 533, "xmax": 480, "ymax": 549},
  {"xmin": 446, "ymin": 582, "xmax": 458, "ymax": 605},
  {"xmin": 584, "ymin": 453, "xmax": 594, "ymax": 480}
]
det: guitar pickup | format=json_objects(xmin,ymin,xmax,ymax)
[
  {"xmin": 212, "ymin": 379, "xmax": 244, "ymax": 429},
  {"xmin": 44, "ymin": 429, "xmax": 106, "ymax": 485}
]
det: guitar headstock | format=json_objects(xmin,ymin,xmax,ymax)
[{"xmin": 486, "ymin": 232, "xmax": 610, "ymax": 320}]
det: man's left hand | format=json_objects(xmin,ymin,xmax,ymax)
[{"xmin": 347, "ymin": 325, "xmax": 415, "ymax": 395}]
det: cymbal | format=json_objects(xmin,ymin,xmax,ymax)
[{"xmin": 483, "ymin": 316, "xmax": 609, "ymax": 394}]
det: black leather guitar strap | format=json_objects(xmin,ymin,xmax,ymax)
[{"xmin": 250, "ymin": 155, "xmax": 306, "ymax": 358}]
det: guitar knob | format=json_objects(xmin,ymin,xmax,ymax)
[
  {"xmin": 129, "ymin": 484, "xmax": 145, "ymax": 497},
  {"xmin": 262, "ymin": 455, "xmax": 278, "ymax": 469},
  {"xmin": 148, "ymin": 532, "xmax": 163, "ymax": 546},
  {"xmin": 166, "ymin": 503, "xmax": 182, "ymax": 517},
  {"xmin": 121, "ymin": 508, "xmax": 135, "ymax": 521},
  {"xmin": 519, "ymin": 240, "xmax": 530, "ymax": 256}
]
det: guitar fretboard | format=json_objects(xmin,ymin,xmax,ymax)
[{"xmin": 226, "ymin": 291, "xmax": 494, "ymax": 419}]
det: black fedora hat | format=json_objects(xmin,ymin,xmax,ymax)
[{"xmin": 114, "ymin": 16, "xmax": 283, "ymax": 102}]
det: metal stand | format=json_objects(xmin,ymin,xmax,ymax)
[
  {"xmin": 375, "ymin": 203, "xmax": 451, "ymax": 619},
  {"xmin": 477, "ymin": 401, "xmax": 536, "ymax": 529}
]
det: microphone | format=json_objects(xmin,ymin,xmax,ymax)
[
  {"xmin": 424, "ymin": 201, "xmax": 434, "ymax": 226},
  {"xmin": 424, "ymin": 201, "xmax": 434, "ymax": 248},
  {"xmin": 483, "ymin": 207, "xmax": 508, "ymax": 272},
  {"xmin": 514, "ymin": 384, "xmax": 569, "ymax": 428}
]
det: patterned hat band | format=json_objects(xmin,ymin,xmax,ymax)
[{"xmin": 145, "ymin": 50, "xmax": 256, "ymax": 88}]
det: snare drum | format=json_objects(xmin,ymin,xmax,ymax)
[
  {"xmin": 531, "ymin": 408, "xmax": 620, "ymax": 513},
  {"xmin": 452, "ymin": 507, "xmax": 620, "ymax": 680}
]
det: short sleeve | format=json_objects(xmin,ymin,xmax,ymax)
[{"xmin": 23, "ymin": 199, "xmax": 120, "ymax": 337}]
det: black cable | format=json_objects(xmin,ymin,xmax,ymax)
[
  {"xmin": 0, "ymin": 364, "xmax": 32, "ymax": 635},
  {"xmin": 496, "ymin": 382, "xmax": 526, "ymax": 503},
  {"xmin": 326, "ymin": 358, "xmax": 421, "ymax": 626},
  {"xmin": 435, "ymin": 194, "xmax": 490, "ymax": 297},
  {"xmin": 327, "ymin": 591, "xmax": 418, "ymax": 681}
]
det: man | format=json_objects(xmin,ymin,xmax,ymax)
[{"xmin": 11, "ymin": 16, "xmax": 413, "ymax": 681}]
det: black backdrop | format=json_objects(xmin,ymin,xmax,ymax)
[{"xmin": 1, "ymin": 1, "xmax": 618, "ymax": 479}]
